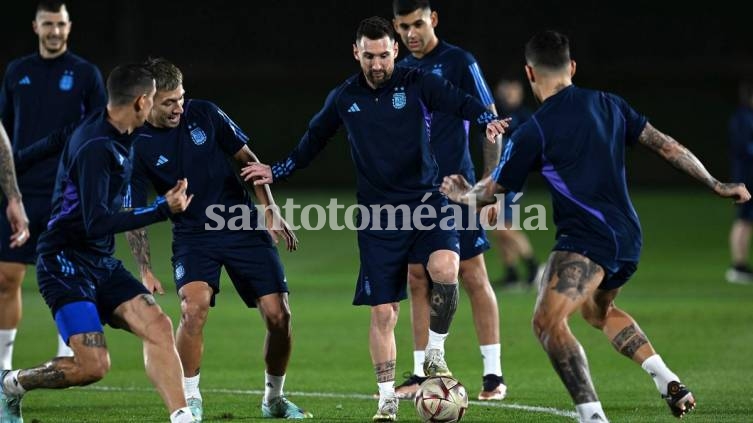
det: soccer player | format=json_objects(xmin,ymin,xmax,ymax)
[
  {"xmin": 125, "ymin": 58, "xmax": 308, "ymax": 421},
  {"xmin": 0, "ymin": 122, "xmax": 29, "ymax": 254},
  {"xmin": 0, "ymin": 0, "xmax": 106, "ymax": 364},
  {"xmin": 441, "ymin": 30, "xmax": 750, "ymax": 422},
  {"xmin": 0, "ymin": 64, "xmax": 196, "ymax": 423},
  {"xmin": 726, "ymin": 81, "xmax": 753, "ymax": 284},
  {"xmin": 390, "ymin": 0, "xmax": 506, "ymax": 401},
  {"xmin": 492, "ymin": 78, "xmax": 540, "ymax": 288},
  {"xmin": 242, "ymin": 17, "xmax": 507, "ymax": 422}
]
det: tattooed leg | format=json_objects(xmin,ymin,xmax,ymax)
[
  {"xmin": 533, "ymin": 251, "xmax": 605, "ymax": 404},
  {"xmin": 369, "ymin": 304, "xmax": 399, "ymax": 384},
  {"xmin": 15, "ymin": 332, "xmax": 110, "ymax": 389}
]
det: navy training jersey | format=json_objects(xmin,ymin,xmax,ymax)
[
  {"xmin": 492, "ymin": 85, "xmax": 647, "ymax": 263},
  {"xmin": 37, "ymin": 110, "xmax": 171, "ymax": 256},
  {"xmin": 729, "ymin": 105, "xmax": 753, "ymax": 184},
  {"xmin": 274, "ymin": 66, "xmax": 496, "ymax": 205},
  {"xmin": 399, "ymin": 40, "xmax": 495, "ymax": 183},
  {"xmin": 0, "ymin": 51, "xmax": 106, "ymax": 196},
  {"xmin": 129, "ymin": 99, "xmax": 252, "ymax": 233}
]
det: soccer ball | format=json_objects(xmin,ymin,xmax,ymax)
[{"xmin": 414, "ymin": 376, "xmax": 468, "ymax": 422}]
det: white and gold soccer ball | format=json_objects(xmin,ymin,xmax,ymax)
[{"xmin": 414, "ymin": 376, "xmax": 469, "ymax": 422}]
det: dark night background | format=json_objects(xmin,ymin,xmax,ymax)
[{"xmin": 2, "ymin": 0, "xmax": 752, "ymax": 189}]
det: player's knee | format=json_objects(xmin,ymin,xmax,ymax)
[
  {"xmin": 80, "ymin": 354, "xmax": 111, "ymax": 384},
  {"xmin": 265, "ymin": 307, "xmax": 291, "ymax": 333},
  {"xmin": 426, "ymin": 255, "xmax": 459, "ymax": 283},
  {"xmin": 0, "ymin": 269, "xmax": 23, "ymax": 295},
  {"xmin": 532, "ymin": 311, "xmax": 565, "ymax": 343},
  {"xmin": 181, "ymin": 297, "xmax": 210, "ymax": 326},
  {"xmin": 372, "ymin": 304, "xmax": 399, "ymax": 328},
  {"xmin": 407, "ymin": 267, "xmax": 428, "ymax": 293},
  {"xmin": 147, "ymin": 312, "xmax": 176, "ymax": 343}
]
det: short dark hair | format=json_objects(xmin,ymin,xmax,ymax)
[
  {"xmin": 106, "ymin": 64, "xmax": 154, "ymax": 106},
  {"xmin": 525, "ymin": 30, "xmax": 571, "ymax": 71},
  {"xmin": 393, "ymin": 0, "xmax": 431, "ymax": 16},
  {"xmin": 36, "ymin": 0, "xmax": 65, "ymax": 14},
  {"xmin": 355, "ymin": 16, "xmax": 395, "ymax": 43},
  {"xmin": 144, "ymin": 57, "xmax": 183, "ymax": 92}
]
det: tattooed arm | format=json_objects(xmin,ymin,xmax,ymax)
[
  {"xmin": 638, "ymin": 122, "xmax": 750, "ymax": 202},
  {"xmin": 0, "ymin": 122, "xmax": 29, "ymax": 247},
  {"xmin": 481, "ymin": 104, "xmax": 503, "ymax": 177},
  {"xmin": 125, "ymin": 228, "xmax": 164, "ymax": 294}
]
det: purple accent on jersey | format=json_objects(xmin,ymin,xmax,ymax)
[
  {"xmin": 419, "ymin": 99, "xmax": 432, "ymax": 139},
  {"xmin": 47, "ymin": 177, "xmax": 79, "ymax": 229}
]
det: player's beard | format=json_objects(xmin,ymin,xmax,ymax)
[
  {"xmin": 367, "ymin": 69, "xmax": 391, "ymax": 88},
  {"xmin": 42, "ymin": 35, "xmax": 67, "ymax": 55}
]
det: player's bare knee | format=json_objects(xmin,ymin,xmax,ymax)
[
  {"xmin": 79, "ymin": 353, "xmax": 111, "ymax": 384},
  {"xmin": 532, "ymin": 311, "xmax": 567, "ymax": 344},
  {"xmin": 372, "ymin": 304, "xmax": 398, "ymax": 329},
  {"xmin": 180, "ymin": 297, "xmax": 209, "ymax": 327},
  {"xmin": 144, "ymin": 312, "xmax": 176, "ymax": 345},
  {"xmin": 265, "ymin": 307, "xmax": 291, "ymax": 333},
  {"xmin": 581, "ymin": 302, "xmax": 608, "ymax": 329},
  {"xmin": 0, "ymin": 272, "xmax": 22, "ymax": 296},
  {"xmin": 426, "ymin": 258, "xmax": 459, "ymax": 283}
]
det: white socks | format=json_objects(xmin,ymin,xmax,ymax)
[
  {"xmin": 169, "ymin": 407, "xmax": 194, "ymax": 423},
  {"xmin": 0, "ymin": 329, "xmax": 16, "ymax": 370},
  {"xmin": 575, "ymin": 401, "xmax": 608, "ymax": 422},
  {"xmin": 377, "ymin": 381, "xmax": 395, "ymax": 399},
  {"xmin": 2, "ymin": 370, "xmax": 25, "ymax": 395},
  {"xmin": 479, "ymin": 344, "xmax": 502, "ymax": 376},
  {"xmin": 641, "ymin": 354, "xmax": 680, "ymax": 395},
  {"xmin": 426, "ymin": 330, "xmax": 448, "ymax": 351},
  {"xmin": 412, "ymin": 350, "xmax": 426, "ymax": 377},
  {"xmin": 264, "ymin": 372, "xmax": 286, "ymax": 403},
  {"xmin": 184, "ymin": 374, "xmax": 201, "ymax": 400},
  {"xmin": 57, "ymin": 334, "xmax": 74, "ymax": 357}
]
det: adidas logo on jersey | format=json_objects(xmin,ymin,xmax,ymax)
[
  {"xmin": 156, "ymin": 155, "xmax": 169, "ymax": 166},
  {"xmin": 19, "ymin": 76, "xmax": 31, "ymax": 85},
  {"xmin": 347, "ymin": 103, "xmax": 361, "ymax": 113}
]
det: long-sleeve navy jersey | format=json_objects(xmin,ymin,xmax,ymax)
[
  {"xmin": 273, "ymin": 66, "xmax": 496, "ymax": 206},
  {"xmin": 0, "ymin": 51, "xmax": 106, "ymax": 196},
  {"xmin": 128, "ymin": 99, "xmax": 253, "ymax": 233},
  {"xmin": 493, "ymin": 85, "xmax": 646, "ymax": 263},
  {"xmin": 729, "ymin": 105, "xmax": 753, "ymax": 184},
  {"xmin": 399, "ymin": 40, "xmax": 495, "ymax": 183},
  {"xmin": 37, "ymin": 110, "xmax": 171, "ymax": 256}
]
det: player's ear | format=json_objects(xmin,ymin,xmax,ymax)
[
  {"xmin": 431, "ymin": 11, "xmax": 438, "ymax": 28},
  {"xmin": 134, "ymin": 94, "xmax": 146, "ymax": 112},
  {"xmin": 524, "ymin": 65, "xmax": 535, "ymax": 83},
  {"xmin": 353, "ymin": 43, "xmax": 360, "ymax": 61},
  {"xmin": 392, "ymin": 39, "xmax": 399, "ymax": 57},
  {"xmin": 32, "ymin": 19, "xmax": 39, "ymax": 34},
  {"xmin": 570, "ymin": 60, "xmax": 577, "ymax": 78}
]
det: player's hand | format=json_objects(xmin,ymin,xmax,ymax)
[
  {"xmin": 481, "ymin": 201, "xmax": 501, "ymax": 227},
  {"xmin": 715, "ymin": 182, "xmax": 751, "ymax": 203},
  {"xmin": 440, "ymin": 174, "xmax": 473, "ymax": 204},
  {"xmin": 6, "ymin": 197, "xmax": 29, "ymax": 248},
  {"xmin": 265, "ymin": 208, "xmax": 298, "ymax": 252},
  {"xmin": 241, "ymin": 162, "xmax": 273, "ymax": 185},
  {"xmin": 141, "ymin": 269, "xmax": 165, "ymax": 295},
  {"xmin": 165, "ymin": 178, "xmax": 194, "ymax": 213},
  {"xmin": 486, "ymin": 118, "xmax": 511, "ymax": 143}
]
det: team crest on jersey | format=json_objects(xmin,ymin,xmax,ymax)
[
  {"xmin": 392, "ymin": 86, "xmax": 406, "ymax": 110},
  {"xmin": 189, "ymin": 123, "xmax": 207, "ymax": 145},
  {"xmin": 174, "ymin": 261, "xmax": 185, "ymax": 281},
  {"xmin": 59, "ymin": 70, "xmax": 74, "ymax": 91},
  {"xmin": 431, "ymin": 64, "xmax": 443, "ymax": 77}
]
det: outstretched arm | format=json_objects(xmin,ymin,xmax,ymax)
[
  {"xmin": 638, "ymin": 122, "xmax": 750, "ymax": 202},
  {"xmin": 441, "ymin": 174, "xmax": 507, "ymax": 208},
  {"xmin": 233, "ymin": 145, "xmax": 298, "ymax": 252},
  {"xmin": 481, "ymin": 104, "xmax": 503, "ymax": 177}
]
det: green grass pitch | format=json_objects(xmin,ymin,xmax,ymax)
[{"xmin": 9, "ymin": 189, "xmax": 753, "ymax": 422}]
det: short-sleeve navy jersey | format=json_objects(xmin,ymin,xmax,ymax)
[
  {"xmin": 37, "ymin": 110, "xmax": 171, "ymax": 256},
  {"xmin": 0, "ymin": 52, "xmax": 106, "ymax": 196},
  {"xmin": 399, "ymin": 40, "xmax": 495, "ymax": 183},
  {"xmin": 492, "ymin": 85, "xmax": 647, "ymax": 262},
  {"xmin": 274, "ymin": 66, "xmax": 496, "ymax": 206},
  {"xmin": 729, "ymin": 105, "xmax": 753, "ymax": 184},
  {"xmin": 129, "ymin": 99, "xmax": 252, "ymax": 233}
]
